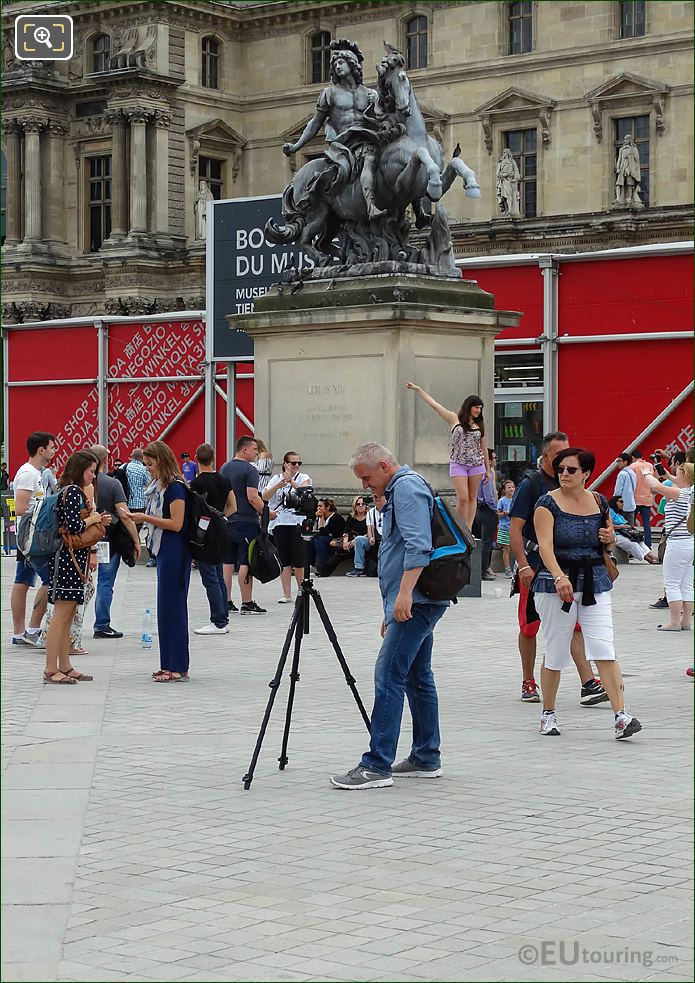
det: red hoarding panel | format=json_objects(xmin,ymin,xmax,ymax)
[
  {"xmin": 107, "ymin": 318, "xmax": 206, "ymax": 459},
  {"xmin": 8, "ymin": 384, "xmax": 98, "ymax": 473},
  {"xmin": 558, "ymin": 336, "xmax": 694, "ymax": 503},
  {"xmin": 8, "ymin": 325, "xmax": 97, "ymax": 383},
  {"xmin": 460, "ymin": 265, "xmax": 543, "ymax": 339},
  {"xmin": 558, "ymin": 255, "xmax": 694, "ymax": 336}
]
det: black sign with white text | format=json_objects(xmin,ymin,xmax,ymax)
[{"xmin": 209, "ymin": 195, "xmax": 314, "ymax": 360}]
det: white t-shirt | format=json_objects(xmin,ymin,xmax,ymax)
[
  {"xmin": 13, "ymin": 462, "xmax": 45, "ymax": 512},
  {"xmin": 266, "ymin": 472, "xmax": 312, "ymax": 528},
  {"xmin": 366, "ymin": 505, "xmax": 384, "ymax": 537}
]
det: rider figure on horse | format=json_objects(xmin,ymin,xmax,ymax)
[{"xmin": 282, "ymin": 38, "xmax": 387, "ymax": 221}]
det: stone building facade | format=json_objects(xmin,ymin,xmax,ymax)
[{"xmin": 1, "ymin": 0, "xmax": 693, "ymax": 320}]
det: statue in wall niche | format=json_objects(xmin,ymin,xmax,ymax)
[
  {"xmin": 194, "ymin": 180, "xmax": 214, "ymax": 240},
  {"xmin": 613, "ymin": 134, "xmax": 643, "ymax": 208},
  {"xmin": 265, "ymin": 38, "xmax": 481, "ymax": 275},
  {"xmin": 496, "ymin": 148, "xmax": 521, "ymax": 218}
]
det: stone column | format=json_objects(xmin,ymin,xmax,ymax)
[
  {"xmin": 22, "ymin": 117, "xmax": 45, "ymax": 242},
  {"xmin": 2, "ymin": 120, "xmax": 22, "ymax": 245},
  {"xmin": 45, "ymin": 120, "xmax": 69, "ymax": 244},
  {"xmin": 106, "ymin": 110, "xmax": 128, "ymax": 239},
  {"xmin": 126, "ymin": 108, "xmax": 150, "ymax": 235},
  {"xmin": 152, "ymin": 109, "xmax": 172, "ymax": 236}
]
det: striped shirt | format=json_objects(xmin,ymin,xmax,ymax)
[{"xmin": 664, "ymin": 486, "xmax": 693, "ymax": 540}]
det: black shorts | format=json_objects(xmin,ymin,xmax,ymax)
[
  {"xmin": 225, "ymin": 519, "xmax": 260, "ymax": 570},
  {"xmin": 272, "ymin": 524, "xmax": 305, "ymax": 568}
]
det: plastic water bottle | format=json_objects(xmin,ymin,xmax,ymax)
[{"xmin": 141, "ymin": 609, "xmax": 153, "ymax": 650}]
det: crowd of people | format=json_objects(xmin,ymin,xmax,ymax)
[{"xmin": 6, "ymin": 399, "xmax": 693, "ymax": 775}]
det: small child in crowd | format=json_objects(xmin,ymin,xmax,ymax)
[{"xmin": 497, "ymin": 478, "xmax": 515, "ymax": 577}]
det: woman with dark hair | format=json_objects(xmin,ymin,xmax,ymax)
[
  {"xmin": 44, "ymin": 450, "xmax": 111, "ymax": 684},
  {"xmin": 126, "ymin": 440, "xmax": 191, "ymax": 681},
  {"xmin": 532, "ymin": 447, "xmax": 642, "ymax": 741},
  {"xmin": 313, "ymin": 498, "xmax": 346, "ymax": 576},
  {"xmin": 608, "ymin": 495, "xmax": 657, "ymax": 564},
  {"xmin": 405, "ymin": 383, "xmax": 490, "ymax": 529}
]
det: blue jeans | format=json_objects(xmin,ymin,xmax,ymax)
[
  {"xmin": 361, "ymin": 603, "xmax": 447, "ymax": 775},
  {"xmin": 636, "ymin": 505, "xmax": 653, "ymax": 547},
  {"xmin": 198, "ymin": 561, "xmax": 228, "ymax": 628},
  {"xmin": 94, "ymin": 550, "xmax": 122, "ymax": 630},
  {"xmin": 353, "ymin": 534, "xmax": 370, "ymax": 570}
]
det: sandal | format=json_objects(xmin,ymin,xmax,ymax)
[
  {"xmin": 43, "ymin": 671, "xmax": 77, "ymax": 685},
  {"xmin": 152, "ymin": 669, "xmax": 170, "ymax": 679},
  {"xmin": 153, "ymin": 671, "xmax": 189, "ymax": 683},
  {"xmin": 61, "ymin": 668, "xmax": 94, "ymax": 681},
  {"xmin": 69, "ymin": 648, "xmax": 88, "ymax": 656},
  {"xmin": 657, "ymin": 624, "xmax": 682, "ymax": 632}
]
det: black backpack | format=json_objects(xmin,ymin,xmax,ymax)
[
  {"xmin": 392, "ymin": 475, "xmax": 474, "ymax": 602},
  {"xmin": 182, "ymin": 482, "xmax": 228, "ymax": 565},
  {"xmin": 113, "ymin": 465, "xmax": 130, "ymax": 501},
  {"xmin": 247, "ymin": 506, "xmax": 282, "ymax": 583}
]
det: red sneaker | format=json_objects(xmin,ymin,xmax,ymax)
[{"xmin": 521, "ymin": 678, "xmax": 541, "ymax": 702}]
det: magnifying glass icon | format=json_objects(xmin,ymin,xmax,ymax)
[{"xmin": 33, "ymin": 26, "xmax": 53, "ymax": 48}]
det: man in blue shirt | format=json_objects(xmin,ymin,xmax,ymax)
[
  {"xmin": 331, "ymin": 443, "xmax": 449, "ymax": 790},
  {"xmin": 613, "ymin": 453, "xmax": 637, "ymax": 524}
]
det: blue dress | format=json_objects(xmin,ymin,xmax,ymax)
[{"xmin": 156, "ymin": 482, "xmax": 191, "ymax": 673}]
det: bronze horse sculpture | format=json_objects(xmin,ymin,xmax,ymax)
[{"xmin": 265, "ymin": 46, "xmax": 480, "ymax": 270}]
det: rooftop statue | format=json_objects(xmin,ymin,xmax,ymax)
[{"xmin": 265, "ymin": 39, "xmax": 480, "ymax": 275}]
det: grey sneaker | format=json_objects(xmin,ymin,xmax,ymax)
[
  {"xmin": 329, "ymin": 766, "xmax": 393, "ymax": 790},
  {"xmin": 392, "ymin": 757, "xmax": 443, "ymax": 778}
]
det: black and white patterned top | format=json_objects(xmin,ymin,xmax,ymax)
[{"xmin": 48, "ymin": 486, "xmax": 89, "ymax": 604}]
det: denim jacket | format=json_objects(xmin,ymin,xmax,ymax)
[{"xmin": 378, "ymin": 467, "xmax": 449, "ymax": 625}]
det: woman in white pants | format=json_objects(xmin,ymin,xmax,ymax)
[
  {"xmin": 642, "ymin": 463, "xmax": 694, "ymax": 631},
  {"xmin": 533, "ymin": 447, "xmax": 642, "ymax": 741}
]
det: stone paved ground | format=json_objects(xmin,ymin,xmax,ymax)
[{"xmin": 1, "ymin": 555, "xmax": 693, "ymax": 983}]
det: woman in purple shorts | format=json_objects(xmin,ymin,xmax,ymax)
[{"xmin": 405, "ymin": 384, "xmax": 490, "ymax": 529}]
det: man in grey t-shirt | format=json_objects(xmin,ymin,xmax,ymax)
[
  {"xmin": 90, "ymin": 445, "xmax": 141, "ymax": 639},
  {"xmin": 219, "ymin": 436, "xmax": 268, "ymax": 615}
]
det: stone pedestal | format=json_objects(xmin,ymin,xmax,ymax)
[{"xmin": 232, "ymin": 272, "xmax": 521, "ymax": 495}]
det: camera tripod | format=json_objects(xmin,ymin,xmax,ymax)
[{"xmin": 242, "ymin": 525, "xmax": 371, "ymax": 790}]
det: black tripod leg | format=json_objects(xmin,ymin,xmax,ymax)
[
  {"xmin": 242, "ymin": 601, "xmax": 302, "ymax": 790},
  {"xmin": 310, "ymin": 587, "xmax": 372, "ymax": 733},
  {"xmin": 278, "ymin": 592, "xmax": 307, "ymax": 770}
]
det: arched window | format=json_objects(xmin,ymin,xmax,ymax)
[
  {"xmin": 405, "ymin": 16, "xmax": 428, "ymax": 70},
  {"xmin": 310, "ymin": 31, "xmax": 331, "ymax": 84},
  {"xmin": 202, "ymin": 36, "xmax": 220, "ymax": 89},
  {"xmin": 91, "ymin": 34, "xmax": 110, "ymax": 73}
]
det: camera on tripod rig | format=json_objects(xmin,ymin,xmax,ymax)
[{"xmin": 281, "ymin": 485, "xmax": 318, "ymax": 519}]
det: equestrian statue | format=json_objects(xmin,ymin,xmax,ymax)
[{"xmin": 265, "ymin": 38, "xmax": 480, "ymax": 275}]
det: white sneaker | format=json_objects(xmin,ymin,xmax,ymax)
[
  {"xmin": 539, "ymin": 710, "xmax": 561, "ymax": 736},
  {"xmin": 277, "ymin": 596, "xmax": 293, "ymax": 604},
  {"xmin": 193, "ymin": 624, "xmax": 229, "ymax": 635},
  {"xmin": 615, "ymin": 710, "xmax": 642, "ymax": 740}
]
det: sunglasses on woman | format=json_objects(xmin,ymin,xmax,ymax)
[{"xmin": 557, "ymin": 465, "xmax": 581, "ymax": 475}]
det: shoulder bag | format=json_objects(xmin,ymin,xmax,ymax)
[
  {"xmin": 592, "ymin": 492, "xmax": 619, "ymax": 583},
  {"xmin": 657, "ymin": 515, "xmax": 687, "ymax": 563}
]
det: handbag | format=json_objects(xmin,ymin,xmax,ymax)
[
  {"xmin": 622, "ymin": 527, "xmax": 644, "ymax": 543},
  {"xmin": 592, "ymin": 492, "xmax": 619, "ymax": 583},
  {"xmin": 657, "ymin": 516, "xmax": 687, "ymax": 563},
  {"xmin": 59, "ymin": 489, "xmax": 107, "ymax": 582}
]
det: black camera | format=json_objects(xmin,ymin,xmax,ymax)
[{"xmin": 282, "ymin": 486, "xmax": 318, "ymax": 518}]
